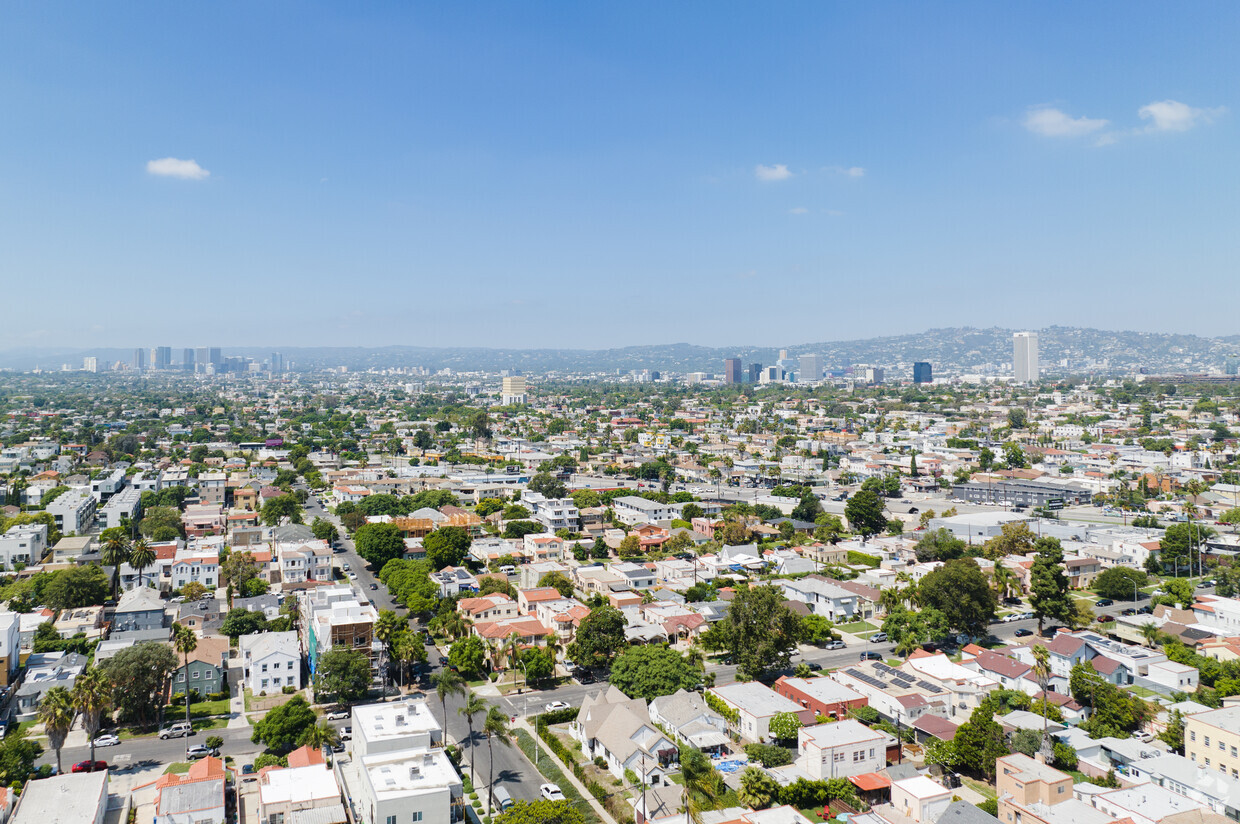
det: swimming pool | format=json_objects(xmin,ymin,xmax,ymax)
[{"xmin": 716, "ymin": 759, "xmax": 746, "ymax": 773}]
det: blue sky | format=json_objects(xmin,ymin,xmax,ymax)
[{"xmin": 2, "ymin": 2, "xmax": 1237, "ymax": 350}]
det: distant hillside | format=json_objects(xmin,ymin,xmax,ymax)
[{"xmin": 3, "ymin": 326, "xmax": 1238, "ymax": 375}]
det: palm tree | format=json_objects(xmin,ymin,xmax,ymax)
[
  {"xmin": 431, "ymin": 669, "xmax": 465, "ymax": 741},
  {"xmin": 38, "ymin": 686, "xmax": 75, "ymax": 774},
  {"xmin": 374, "ymin": 611, "xmax": 403, "ymax": 697},
  {"xmin": 172, "ymin": 623, "xmax": 198, "ymax": 730},
  {"xmin": 393, "ymin": 633, "xmax": 418, "ymax": 689},
  {"xmin": 73, "ymin": 669, "xmax": 113, "ymax": 768},
  {"xmin": 458, "ymin": 692, "xmax": 488, "ymax": 784},
  {"xmin": 100, "ymin": 534, "xmax": 131, "ymax": 600},
  {"xmin": 483, "ymin": 706, "xmax": 513, "ymax": 813},
  {"xmin": 129, "ymin": 538, "xmax": 155, "ymax": 587},
  {"xmin": 298, "ymin": 721, "xmax": 341, "ymax": 750},
  {"xmin": 1140, "ymin": 622, "xmax": 1162, "ymax": 648},
  {"xmin": 1031, "ymin": 644, "xmax": 1051, "ymax": 755},
  {"xmin": 502, "ymin": 632, "xmax": 523, "ymax": 684},
  {"xmin": 682, "ymin": 748, "xmax": 721, "ymax": 824},
  {"xmin": 283, "ymin": 597, "xmax": 304, "ymax": 657},
  {"xmin": 993, "ymin": 564, "xmax": 1015, "ymax": 602}
]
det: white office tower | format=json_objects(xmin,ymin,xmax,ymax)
[{"xmin": 1013, "ymin": 332, "xmax": 1039, "ymax": 383}]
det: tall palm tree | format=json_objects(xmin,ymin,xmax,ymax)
[
  {"xmin": 283, "ymin": 597, "xmax": 304, "ymax": 658},
  {"xmin": 374, "ymin": 611, "xmax": 402, "ymax": 697},
  {"xmin": 100, "ymin": 534, "xmax": 131, "ymax": 600},
  {"xmin": 38, "ymin": 686, "xmax": 75, "ymax": 774},
  {"xmin": 1140, "ymin": 622, "xmax": 1162, "ymax": 648},
  {"xmin": 458, "ymin": 692, "xmax": 488, "ymax": 784},
  {"xmin": 1031, "ymin": 644, "xmax": 1051, "ymax": 755},
  {"xmin": 73, "ymin": 669, "xmax": 113, "ymax": 768},
  {"xmin": 483, "ymin": 706, "xmax": 512, "ymax": 813},
  {"xmin": 172, "ymin": 623, "xmax": 198, "ymax": 729},
  {"xmin": 298, "ymin": 721, "xmax": 341, "ymax": 750},
  {"xmin": 502, "ymin": 632, "xmax": 523, "ymax": 683},
  {"xmin": 129, "ymin": 538, "xmax": 155, "ymax": 587},
  {"xmin": 682, "ymin": 749, "xmax": 721, "ymax": 824},
  {"xmin": 431, "ymin": 669, "xmax": 465, "ymax": 741}
]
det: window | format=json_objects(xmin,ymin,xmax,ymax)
[
  {"xmin": 262, "ymin": 664, "xmax": 268, "ymax": 672},
  {"xmin": 1233, "ymin": 747, "xmax": 1238, "ymax": 757},
  {"xmin": 387, "ymin": 817, "xmax": 396, "ymax": 824},
  {"xmin": 1206, "ymin": 737, "xmax": 1212, "ymax": 747},
  {"xmin": 1222, "ymin": 740, "xmax": 1228, "ymax": 751},
  {"xmin": 192, "ymin": 670, "xmax": 200, "ymax": 679},
  {"xmin": 1057, "ymin": 786, "xmax": 1065, "ymax": 795},
  {"xmin": 262, "ymin": 679, "xmax": 269, "ymax": 689},
  {"xmin": 412, "ymin": 815, "xmax": 423, "ymax": 823},
  {"xmin": 178, "ymin": 672, "xmax": 186, "ymax": 682},
  {"xmin": 853, "ymin": 750, "xmax": 865, "ymax": 763},
  {"xmin": 1206, "ymin": 758, "xmax": 1212, "ymax": 767},
  {"xmin": 1192, "ymin": 731, "xmax": 1198, "ymax": 742},
  {"xmin": 833, "ymin": 752, "xmax": 845, "ymax": 762}
]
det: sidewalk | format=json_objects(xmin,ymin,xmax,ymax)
[
  {"xmin": 511, "ymin": 716, "xmax": 615, "ymax": 824},
  {"xmin": 227, "ymin": 682, "xmax": 251, "ymax": 728}
]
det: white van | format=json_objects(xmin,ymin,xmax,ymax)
[
  {"xmin": 493, "ymin": 787, "xmax": 515, "ymax": 812},
  {"xmin": 499, "ymin": 565, "xmax": 516, "ymax": 575}
]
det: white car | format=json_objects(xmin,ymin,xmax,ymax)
[
  {"xmin": 545, "ymin": 701, "xmax": 571, "ymax": 713},
  {"xmin": 541, "ymin": 783, "xmax": 566, "ymax": 802},
  {"xmin": 824, "ymin": 640, "xmax": 846, "ymax": 650},
  {"xmin": 93, "ymin": 733, "xmax": 120, "ymax": 747},
  {"xmin": 1002, "ymin": 614, "xmax": 1022, "ymax": 623},
  {"xmin": 325, "ymin": 710, "xmax": 349, "ymax": 721},
  {"xmin": 186, "ymin": 745, "xmax": 213, "ymax": 759}
]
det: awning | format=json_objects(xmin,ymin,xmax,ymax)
[
  {"xmin": 849, "ymin": 772, "xmax": 891, "ymax": 792},
  {"xmin": 686, "ymin": 730, "xmax": 730, "ymax": 748}
]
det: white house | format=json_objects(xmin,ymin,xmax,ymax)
[
  {"xmin": 709, "ymin": 682, "xmax": 817, "ymax": 743},
  {"xmin": 0, "ymin": 524, "xmax": 47, "ymax": 570},
  {"xmin": 612, "ymin": 496, "xmax": 679, "ymax": 525},
  {"xmin": 796, "ymin": 719, "xmax": 889, "ymax": 780},
  {"xmin": 239, "ymin": 631, "xmax": 302, "ymax": 695},
  {"xmin": 170, "ymin": 548, "xmax": 220, "ymax": 590},
  {"xmin": 572, "ymin": 686, "xmax": 679, "ymax": 787}
]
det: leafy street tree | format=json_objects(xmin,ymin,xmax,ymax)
[
  {"xmin": 73, "ymin": 668, "xmax": 113, "ymax": 767},
  {"xmin": 139, "ymin": 507, "xmax": 184, "ymax": 541},
  {"xmin": 1029, "ymin": 537, "xmax": 1074, "ymax": 634},
  {"xmin": 448, "ymin": 636, "xmax": 487, "ymax": 679},
  {"xmin": 495, "ymin": 800, "xmax": 588, "ymax": 824},
  {"xmin": 423, "ymin": 526, "xmax": 472, "ymax": 569},
  {"xmin": 919, "ymin": 559, "xmax": 997, "ymax": 638},
  {"xmin": 538, "ymin": 571, "xmax": 575, "ymax": 598},
  {"xmin": 1070, "ymin": 662, "xmax": 1155, "ymax": 738},
  {"xmin": 37, "ymin": 685, "xmax": 74, "ymax": 774},
  {"xmin": 261, "ymin": 494, "xmax": 304, "ymax": 526},
  {"xmin": 844, "ymin": 489, "xmax": 887, "ymax": 537},
  {"xmin": 44, "ymin": 565, "xmax": 109, "ymax": 610},
  {"xmin": 100, "ymin": 641, "xmax": 178, "ymax": 726},
  {"xmin": 354, "ymin": 522, "xmax": 408, "ymax": 568},
  {"xmin": 883, "ymin": 604, "xmax": 950, "ymax": 657},
  {"xmin": 1161, "ymin": 522, "xmax": 1212, "ymax": 568},
  {"xmin": 314, "ymin": 648, "xmax": 372, "ymax": 703},
  {"xmin": 800, "ymin": 614, "xmax": 837, "ymax": 645},
  {"xmin": 609, "ymin": 646, "xmax": 701, "ymax": 700},
  {"xmin": 484, "ymin": 706, "xmax": 513, "ymax": 813},
  {"xmin": 982, "ymin": 521, "xmax": 1036, "ymax": 559},
  {"xmin": 221, "ymin": 551, "xmax": 260, "ymax": 588},
  {"xmin": 914, "ymin": 528, "xmax": 966, "ymax": 562},
  {"xmin": 220, "ymin": 608, "xmax": 269, "ymax": 639},
  {"xmin": 711, "ymin": 584, "xmax": 803, "ymax": 679},
  {"xmin": 528, "ymin": 472, "xmax": 567, "ymax": 499},
  {"xmin": 953, "ymin": 705, "xmax": 1009, "ymax": 781},
  {"xmin": 1092, "ymin": 567, "xmax": 1149, "ymax": 601},
  {"xmin": 768, "ymin": 711, "xmax": 802, "ymax": 742},
  {"xmin": 251, "ymin": 694, "xmax": 318, "ymax": 753},
  {"xmin": 311, "ymin": 517, "xmax": 340, "ymax": 543},
  {"xmin": 567, "ymin": 605, "xmax": 627, "ymax": 670},
  {"xmin": 791, "ymin": 491, "xmax": 823, "ymax": 523}
]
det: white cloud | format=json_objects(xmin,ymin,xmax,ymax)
[
  {"xmin": 146, "ymin": 157, "xmax": 210, "ymax": 180},
  {"xmin": 1139, "ymin": 99, "xmax": 1224, "ymax": 132},
  {"xmin": 755, "ymin": 164, "xmax": 792, "ymax": 182},
  {"xmin": 1023, "ymin": 106, "xmax": 1108, "ymax": 138},
  {"xmin": 825, "ymin": 165, "xmax": 865, "ymax": 178},
  {"xmin": 788, "ymin": 207, "xmax": 809, "ymax": 215}
]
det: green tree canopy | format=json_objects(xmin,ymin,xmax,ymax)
[
  {"xmin": 448, "ymin": 636, "xmax": 487, "ymax": 679},
  {"xmin": 712, "ymin": 584, "xmax": 803, "ymax": 679},
  {"xmin": 567, "ymin": 605, "xmax": 627, "ymax": 670},
  {"xmin": 919, "ymin": 558, "xmax": 997, "ymax": 637},
  {"xmin": 537, "ymin": 571, "xmax": 575, "ymax": 598},
  {"xmin": 220, "ymin": 608, "xmax": 269, "ymax": 639},
  {"xmin": 495, "ymin": 800, "xmax": 588, "ymax": 824},
  {"xmin": 100, "ymin": 641, "xmax": 178, "ymax": 726},
  {"xmin": 423, "ymin": 526, "xmax": 472, "ymax": 569},
  {"xmin": 251, "ymin": 694, "xmax": 318, "ymax": 753},
  {"xmin": 609, "ymin": 646, "xmax": 701, "ymax": 700},
  {"xmin": 844, "ymin": 489, "xmax": 887, "ymax": 537},
  {"xmin": 1092, "ymin": 567, "xmax": 1148, "ymax": 601},
  {"xmin": 1029, "ymin": 537, "xmax": 1075, "ymax": 633},
  {"xmin": 44, "ymin": 565, "xmax": 109, "ymax": 610},
  {"xmin": 354, "ymin": 522, "xmax": 407, "ymax": 568},
  {"xmin": 914, "ymin": 528, "xmax": 966, "ymax": 563},
  {"xmin": 314, "ymin": 648, "xmax": 372, "ymax": 703}
]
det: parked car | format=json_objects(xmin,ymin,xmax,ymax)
[
  {"xmin": 1096, "ymin": 614, "xmax": 1114, "ymax": 623},
  {"xmin": 241, "ymin": 764, "xmax": 257, "ymax": 781},
  {"xmin": 369, "ymin": 583, "xmax": 379, "ymax": 590},
  {"xmin": 541, "ymin": 783, "xmax": 566, "ymax": 802},
  {"xmin": 1002, "ymin": 614, "xmax": 1022, "ymax": 623},
  {"xmin": 325, "ymin": 709, "xmax": 349, "ymax": 721},
  {"xmin": 805, "ymin": 662, "xmax": 823, "ymax": 671},
  {"xmin": 860, "ymin": 651, "xmax": 883, "ymax": 661},
  {"xmin": 870, "ymin": 632, "xmax": 888, "ymax": 643},
  {"xmin": 186, "ymin": 745, "xmax": 214, "ymax": 760},
  {"xmin": 92, "ymin": 733, "xmax": 120, "ymax": 747},
  {"xmin": 1014, "ymin": 628, "xmax": 1033, "ymax": 637},
  {"xmin": 824, "ymin": 640, "xmax": 845, "ymax": 650},
  {"xmin": 1095, "ymin": 598, "xmax": 1113, "ymax": 607},
  {"xmin": 159, "ymin": 722, "xmax": 195, "ymax": 739},
  {"xmin": 339, "ymin": 726, "xmax": 352, "ymax": 741},
  {"xmin": 545, "ymin": 701, "xmax": 571, "ymax": 713},
  {"xmin": 1121, "ymin": 608, "xmax": 1137, "ymax": 616},
  {"xmin": 72, "ymin": 760, "xmax": 108, "ymax": 773}
]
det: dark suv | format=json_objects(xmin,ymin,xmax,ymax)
[{"xmin": 859, "ymin": 651, "xmax": 883, "ymax": 661}]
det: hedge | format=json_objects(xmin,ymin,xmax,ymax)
[{"xmin": 534, "ymin": 715, "xmax": 633, "ymax": 824}]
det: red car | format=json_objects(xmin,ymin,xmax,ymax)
[{"xmin": 72, "ymin": 760, "xmax": 108, "ymax": 773}]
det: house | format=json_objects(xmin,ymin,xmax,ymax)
[
  {"xmin": 828, "ymin": 663, "xmax": 950, "ymax": 726},
  {"xmin": 457, "ymin": 594, "xmax": 518, "ymax": 623},
  {"xmin": 170, "ymin": 636, "xmax": 231, "ymax": 698},
  {"xmin": 648, "ymin": 689, "xmax": 730, "ymax": 755},
  {"xmin": 960, "ymin": 648, "xmax": 1036, "ymax": 695},
  {"xmin": 795, "ymin": 719, "xmax": 890, "ymax": 779},
  {"xmin": 13, "ymin": 651, "xmax": 87, "ymax": 720},
  {"xmin": 889, "ymin": 776, "xmax": 953, "ymax": 824},
  {"xmin": 274, "ymin": 540, "xmax": 333, "ymax": 586},
  {"xmin": 995, "ymin": 754, "xmax": 1087, "ymax": 824},
  {"xmin": 53, "ymin": 607, "xmax": 105, "ymax": 640},
  {"xmin": 772, "ymin": 676, "xmax": 867, "ymax": 720},
  {"xmin": 51, "ymin": 535, "xmax": 96, "ymax": 564},
  {"xmin": 10, "ymin": 771, "xmax": 108, "ymax": 824},
  {"xmin": 170, "ymin": 548, "xmax": 221, "ymax": 590},
  {"xmin": 709, "ymin": 682, "xmax": 817, "ymax": 743},
  {"xmin": 571, "ymin": 686, "xmax": 679, "ymax": 786},
  {"xmin": 0, "ymin": 523, "xmax": 47, "ymax": 569},
  {"xmin": 612, "ymin": 496, "xmax": 679, "ymax": 525},
  {"xmin": 778, "ymin": 576, "xmax": 862, "ymax": 622},
  {"xmin": 517, "ymin": 587, "xmax": 565, "ymax": 615},
  {"xmin": 0, "ymin": 612, "xmax": 20, "ymax": 687},
  {"xmin": 302, "ymin": 586, "xmax": 379, "ymax": 676},
  {"xmin": 610, "ymin": 562, "xmax": 656, "ymax": 590},
  {"xmin": 522, "ymin": 534, "xmax": 566, "ymax": 563},
  {"xmin": 153, "ymin": 756, "xmax": 227, "ymax": 824},
  {"xmin": 110, "ymin": 586, "xmax": 169, "ymax": 641},
  {"xmin": 257, "ymin": 747, "xmax": 346, "ymax": 824},
  {"xmin": 239, "ymin": 631, "xmax": 302, "ymax": 695},
  {"xmin": 429, "ymin": 567, "xmax": 478, "ymax": 598}
]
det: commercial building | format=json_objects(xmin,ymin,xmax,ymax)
[
  {"xmin": 501, "ymin": 376, "xmax": 527, "ymax": 405},
  {"xmin": 799, "ymin": 354, "xmax": 822, "ymax": 382},
  {"xmin": 46, "ymin": 489, "xmax": 97, "ymax": 535},
  {"xmin": 154, "ymin": 346, "xmax": 172, "ymax": 370},
  {"xmin": 182, "ymin": 348, "xmax": 196, "ymax": 371},
  {"xmin": 1014, "ymin": 332, "xmax": 1039, "ymax": 383},
  {"xmin": 10, "ymin": 771, "xmax": 109, "ymax": 824},
  {"xmin": 1185, "ymin": 705, "xmax": 1240, "ymax": 778},
  {"xmin": 748, "ymin": 363, "xmax": 762, "ymax": 383},
  {"xmin": 133, "ymin": 348, "xmax": 147, "ymax": 371},
  {"xmin": 913, "ymin": 362, "xmax": 933, "ymax": 384},
  {"xmin": 723, "ymin": 358, "xmax": 742, "ymax": 385}
]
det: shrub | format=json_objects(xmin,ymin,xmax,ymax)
[
  {"xmin": 745, "ymin": 743, "xmax": 793, "ymax": 767},
  {"xmin": 282, "ymin": 685, "xmax": 296, "ymax": 694},
  {"xmin": 977, "ymin": 800, "xmax": 998, "ymax": 817},
  {"xmin": 594, "ymin": 756, "xmax": 607, "ymax": 769}
]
